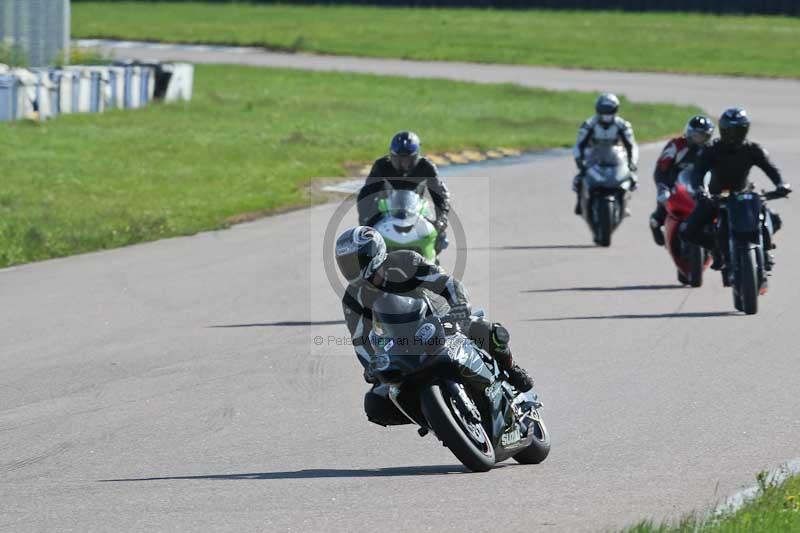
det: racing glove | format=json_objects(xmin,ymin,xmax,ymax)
[
  {"xmin": 445, "ymin": 303, "xmax": 472, "ymax": 333},
  {"xmin": 775, "ymin": 183, "xmax": 792, "ymax": 198},
  {"xmin": 575, "ymin": 158, "xmax": 587, "ymax": 175},
  {"xmin": 363, "ymin": 367, "xmax": 379, "ymax": 385}
]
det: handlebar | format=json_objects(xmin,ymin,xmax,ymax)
[{"xmin": 705, "ymin": 188, "xmax": 790, "ymax": 202}]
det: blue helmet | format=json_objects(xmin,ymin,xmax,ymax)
[{"xmin": 389, "ymin": 131, "xmax": 421, "ymax": 173}]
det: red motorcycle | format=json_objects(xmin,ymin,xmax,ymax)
[{"xmin": 664, "ymin": 182, "xmax": 712, "ymax": 287}]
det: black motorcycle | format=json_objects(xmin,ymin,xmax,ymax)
[
  {"xmin": 579, "ymin": 149, "xmax": 637, "ymax": 247},
  {"xmin": 712, "ymin": 188, "xmax": 786, "ymax": 315},
  {"xmin": 367, "ymin": 293, "xmax": 550, "ymax": 472}
]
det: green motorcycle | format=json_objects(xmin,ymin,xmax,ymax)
[{"xmin": 374, "ymin": 188, "xmax": 439, "ymax": 261}]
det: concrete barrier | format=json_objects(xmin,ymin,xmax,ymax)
[{"xmin": 0, "ymin": 62, "xmax": 194, "ymax": 122}]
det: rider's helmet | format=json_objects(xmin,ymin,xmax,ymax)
[
  {"xmin": 684, "ymin": 115, "xmax": 715, "ymax": 147},
  {"xmin": 718, "ymin": 108, "xmax": 750, "ymax": 146},
  {"xmin": 335, "ymin": 226, "xmax": 387, "ymax": 283},
  {"xmin": 389, "ymin": 131, "xmax": 421, "ymax": 173},
  {"xmin": 595, "ymin": 93, "xmax": 620, "ymax": 124}
]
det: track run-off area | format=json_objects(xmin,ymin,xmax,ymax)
[{"xmin": 2, "ymin": 43, "xmax": 800, "ymax": 531}]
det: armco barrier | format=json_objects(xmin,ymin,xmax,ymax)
[
  {"xmin": 0, "ymin": 62, "xmax": 194, "ymax": 122},
  {"xmin": 69, "ymin": 0, "xmax": 800, "ymax": 15}
]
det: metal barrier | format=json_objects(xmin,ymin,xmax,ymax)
[
  {"xmin": 70, "ymin": 0, "xmax": 799, "ymax": 15},
  {"xmin": 0, "ymin": 0, "xmax": 71, "ymax": 67}
]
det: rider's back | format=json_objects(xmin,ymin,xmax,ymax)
[{"xmin": 699, "ymin": 139, "xmax": 781, "ymax": 194}]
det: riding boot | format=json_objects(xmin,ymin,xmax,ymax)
[
  {"xmin": 573, "ymin": 176, "xmax": 583, "ymax": 216},
  {"xmin": 489, "ymin": 325, "xmax": 534, "ymax": 392},
  {"xmin": 649, "ymin": 205, "xmax": 667, "ymax": 246},
  {"xmin": 468, "ymin": 320, "xmax": 534, "ymax": 392}
]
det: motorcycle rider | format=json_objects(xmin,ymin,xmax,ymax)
[
  {"xmin": 573, "ymin": 93, "xmax": 639, "ymax": 215},
  {"xmin": 335, "ymin": 226, "xmax": 534, "ymax": 427},
  {"xmin": 357, "ymin": 131, "xmax": 450, "ymax": 254},
  {"xmin": 682, "ymin": 108, "xmax": 791, "ymax": 269},
  {"xmin": 649, "ymin": 115, "xmax": 715, "ymax": 246}
]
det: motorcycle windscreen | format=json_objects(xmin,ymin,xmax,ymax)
[
  {"xmin": 728, "ymin": 193, "xmax": 762, "ymax": 243},
  {"xmin": 369, "ymin": 293, "xmax": 433, "ymax": 381},
  {"xmin": 386, "ymin": 190, "xmax": 421, "ymax": 224},
  {"xmin": 586, "ymin": 163, "xmax": 628, "ymax": 189}
]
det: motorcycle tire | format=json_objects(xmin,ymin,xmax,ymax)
[
  {"xmin": 735, "ymin": 248, "xmax": 759, "ymax": 315},
  {"xmin": 595, "ymin": 199, "xmax": 613, "ymax": 247},
  {"xmin": 420, "ymin": 383, "xmax": 495, "ymax": 472},
  {"xmin": 688, "ymin": 244, "xmax": 704, "ymax": 288},
  {"xmin": 512, "ymin": 412, "xmax": 551, "ymax": 465}
]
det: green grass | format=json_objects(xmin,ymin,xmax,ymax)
[
  {"xmin": 625, "ymin": 472, "xmax": 800, "ymax": 533},
  {"xmin": 72, "ymin": 2, "xmax": 800, "ymax": 78},
  {"xmin": 0, "ymin": 64, "xmax": 698, "ymax": 267}
]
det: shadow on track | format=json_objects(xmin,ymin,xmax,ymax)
[
  {"xmin": 459, "ymin": 244, "xmax": 596, "ymax": 251},
  {"xmin": 99, "ymin": 464, "xmax": 482, "ymax": 482},
  {"xmin": 525, "ymin": 311, "xmax": 737, "ymax": 322},
  {"xmin": 523, "ymin": 284, "xmax": 684, "ymax": 293},
  {"xmin": 210, "ymin": 320, "xmax": 344, "ymax": 328}
]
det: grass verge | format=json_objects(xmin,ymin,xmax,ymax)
[
  {"xmin": 0, "ymin": 64, "xmax": 699, "ymax": 267},
  {"xmin": 626, "ymin": 471, "xmax": 800, "ymax": 532},
  {"xmin": 72, "ymin": 2, "xmax": 800, "ymax": 78}
]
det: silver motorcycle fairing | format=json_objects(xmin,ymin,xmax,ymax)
[{"xmin": 374, "ymin": 189, "xmax": 437, "ymax": 249}]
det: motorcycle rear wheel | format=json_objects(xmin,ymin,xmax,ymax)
[{"xmin": 420, "ymin": 383, "xmax": 495, "ymax": 472}]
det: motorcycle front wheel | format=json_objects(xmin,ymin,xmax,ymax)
[
  {"xmin": 594, "ymin": 198, "xmax": 613, "ymax": 247},
  {"xmin": 687, "ymin": 243, "xmax": 705, "ymax": 288},
  {"xmin": 420, "ymin": 383, "xmax": 495, "ymax": 472},
  {"xmin": 735, "ymin": 247, "xmax": 759, "ymax": 315},
  {"xmin": 512, "ymin": 410, "xmax": 551, "ymax": 465}
]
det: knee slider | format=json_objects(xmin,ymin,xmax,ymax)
[{"xmin": 491, "ymin": 323, "xmax": 510, "ymax": 348}]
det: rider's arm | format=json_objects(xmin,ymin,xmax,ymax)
[
  {"xmin": 691, "ymin": 146, "xmax": 714, "ymax": 192},
  {"xmin": 416, "ymin": 261, "xmax": 468, "ymax": 307},
  {"xmin": 421, "ymin": 160, "xmax": 450, "ymax": 229},
  {"xmin": 573, "ymin": 119, "xmax": 593, "ymax": 167},
  {"xmin": 357, "ymin": 160, "xmax": 390, "ymax": 225},
  {"xmin": 619, "ymin": 120, "xmax": 639, "ymax": 167},
  {"xmin": 342, "ymin": 288, "xmax": 374, "ymax": 370},
  {"xmin": 751, "ymin": 143, "xmax": 784, "ymax": 186},
  {"xmin": 654, "ymin": 139, "xmax": 678, "ymax": 186}
]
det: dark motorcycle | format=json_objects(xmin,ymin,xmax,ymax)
[
  {"xmin": 367, "ymin": 292, "xmax": 550, "ymax": 472},
  {"xmin": 711, "ymin": 188, "xmax": 786, "ymax": 315},
  {"xmin": 579, "ymin": 147, "xmax": 636, "ymax": 247}
]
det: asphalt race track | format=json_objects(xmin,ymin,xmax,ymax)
[{"xmin": 2, "ymin": 45, "xmax": 799, "ymax": 531}]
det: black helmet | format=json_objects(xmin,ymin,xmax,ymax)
[
  {"xmin": 335, "ymin": 226, "xmax": 387, "ymax": 282},
  {"xmin": 685, "ymin": 115, "xmax": 715, "ymax": 147},
  {"xmin": 718, "ymin": 108, "xmax": 750, "ymax": 146},
  {"xmin": 595, "ymin": 93, "xmax": 620, "ymax": 119},
  {"xmin": 389, "ymin": 131, "xmax": 421, "ymax": 173}
]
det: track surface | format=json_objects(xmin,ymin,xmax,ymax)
[{"xmin": 2, "ymin": 45, "xmax": 799, "ymax": 532}]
